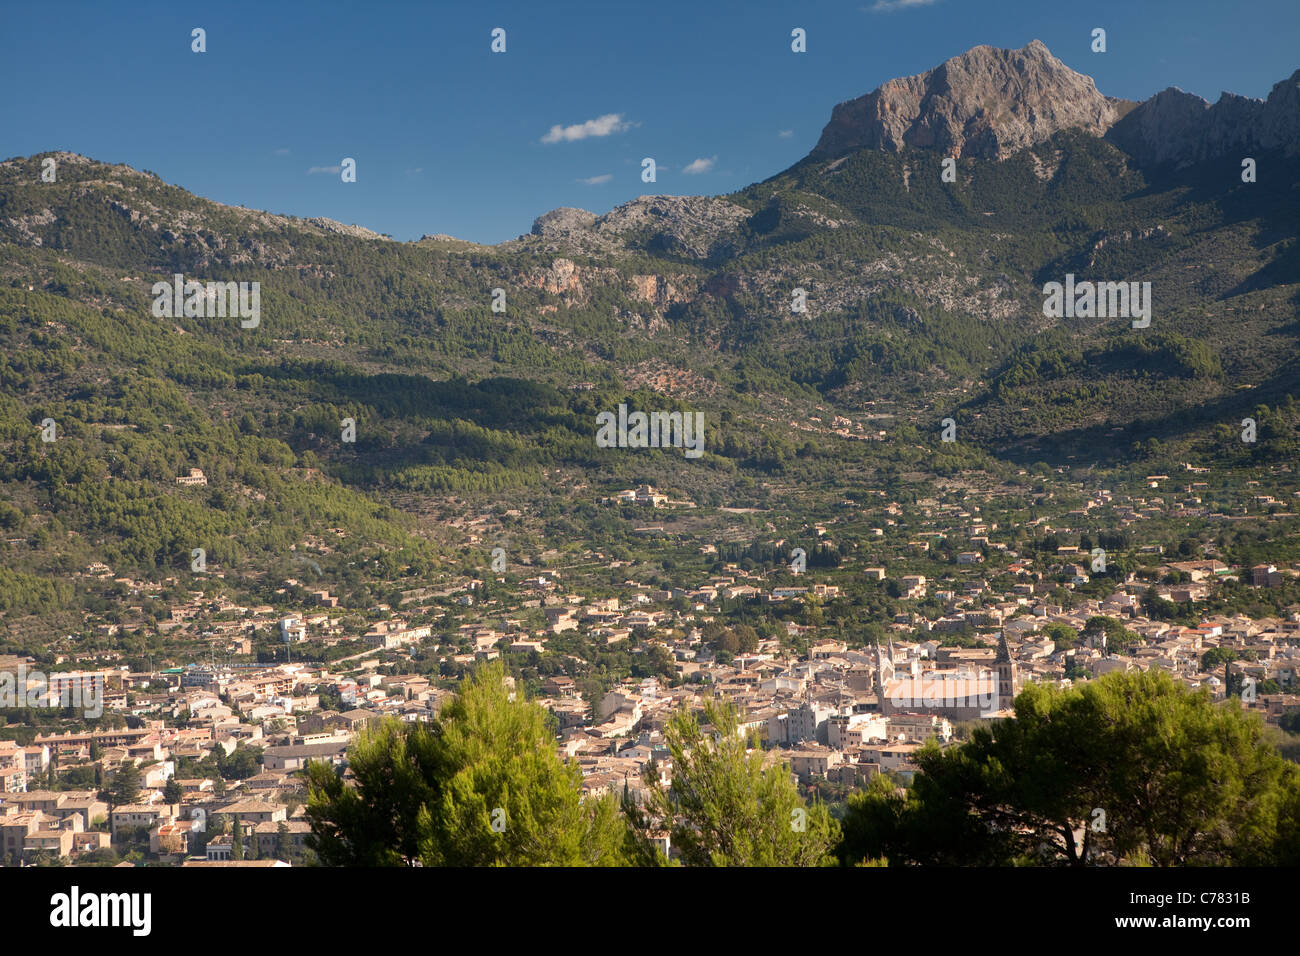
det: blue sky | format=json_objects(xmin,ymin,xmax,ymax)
[{"xmin": 3, "ymin": 0, "xmax": 1298, "ymax": 244}]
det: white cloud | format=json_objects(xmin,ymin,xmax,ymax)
[
  {"xmin": 867, "ymin": 0, "xmax": 938, "ymax": 11},
  {"xmin": 682, "ymin": 156, "xmax": 717, "ymax": 175},
  {"xmin": 273, "ymin": 148, "xmax": 291, "ymax": 155},
  {"xmin": 778, "ymin": 130, "xmax": 794, "ymax": 139},
  {"xmin": 306, "ymin": 165, "xmax": 342, "ymax": 175},
  {"xmin": 541, "ymin": 113, "xmax": 633, "ymax": 144},
  {"xmin": 578, "ymin": 174, "xmax": 613, "ymax": 185}
]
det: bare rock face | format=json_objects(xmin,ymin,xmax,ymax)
[
  {"xmin": 1261, "ymin": 69, "xmax": 1300, "ymax": 152},
  {"xmin": 302, "ymin": 217, "xmax": 386, "ymax": 241},
  {"xmin": 1108, "ymin": 69, "xmax": 1300, "ymax": 165},
  {"xmin": 530, "ymin": 206, "xmax": 599, "ymax": 238},
  {"xmin": 594, "ymin": 195, "xmax": 749, "ymax": 259},
  {"xmin": 809, "ymin": 39, "xmax": 1117, "ymax": 161},
  {"xmin": 523, "ymin": 207, "xmax": 616, "ymax": 255},
  {"xmin": 541, "ymin": 257, "xmax": 579, "ymax": 294},
  {"xmin": 627, "ymin": 273, "xmax": 692, "ymax": 307},
  {"xmin": 524, "ymin": 196, "xmax": 748, "ymax": 260}
]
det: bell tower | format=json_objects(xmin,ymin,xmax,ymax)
[
  {"xmin": 994, "ymin": 632, "xmax": 1017, "ymax": 712},
  {"xmin": 874, "ymin": 641, "xmax": 895, "ymax": 713}
]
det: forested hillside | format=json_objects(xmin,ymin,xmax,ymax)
[{"xmin": 1, "ymin": 78, "xmax": 1298, "ymax": 630}]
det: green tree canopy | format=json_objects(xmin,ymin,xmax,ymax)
[
  {"xmin": 304, "ymin": 660, "xmax": 634, "ymax": 866},
  {"xmin": 839, "ymin": 669, "xmax": 1300, "ymax": 866},
  {"xmin": 630, "ymin": 697, "xmax": 839, "ymax": 866},
  {"xmin": 110, "ymin": 759, "xmax": 140, "ymax": 807},
  {"xmin": 1201, "ymin": 646, "xmax": 1237, "ymax": 671}
]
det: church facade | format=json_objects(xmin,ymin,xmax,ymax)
[{"xmin": 874, "ymin": 635, "xmax": 1018, "ymax": 720}]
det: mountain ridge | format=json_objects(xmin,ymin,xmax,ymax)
[
  {"xmin": 15, "ymin": 42, "xmax": 1295, "ymax": 251},
  {"xmin": 1108, "ymin": 69, "xmax": 1300, "ymax": 166},
  {"xmin": 1, "ymin": 43, "xmax": 1297, "ymax": 467},
  {"xmin": 0, "ymin": 44, "xmax": 1298, "ymax": 629}
]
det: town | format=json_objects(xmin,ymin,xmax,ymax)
[{"xmin": 3, "ymin": 460, "xmax": 1298, "ymax": 866}]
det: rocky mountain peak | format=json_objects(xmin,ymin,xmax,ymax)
[{"xmin": 809, "ymin": 39, "xmax": 1117, "ymax": 161}]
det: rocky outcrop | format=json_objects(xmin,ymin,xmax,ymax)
[
  {"xmin": 627, "ymin": 273, "xmax": 692, "ymax": 307},
  {"xmin": 302, "ymin": 217, "xmax": 386, "ymax": 240},
  {"xmin": 809, "ymin": 40, "xmax": 1117, "ymax": 161},
  {"xmin": 525, "ymin": 195, "xmax": 748, "ymax": 260},
  {"xmin": 531, "ymin": 206, "xmax": 599, "ymax": 239},
  {"xmin": 593, "ymin": 195, "xmax": 749, "ymax": 259},
  {"xmin": 0, "ymin": 151, "xmax": 158, "ymax": 180},
  {"xmin": 1107, "ymin": 69, "xmax": 1300, "ymax": 165},
  {"xmin": 534, "ymin": 257, "xmax": 582, "ymax": 295},
  {"xmin": 5, "ymin": 207, "xmax": 56, "ymax": 246}
]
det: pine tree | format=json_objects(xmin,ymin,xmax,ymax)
[
  {"xmin": 629, "ymin": 696, "xmax": 840, "ymax": 866},
  {"xmin": 304, "ymin": 661, "xmax": 635, "ymax": 866},
  {"xmin": 110, "ymin": 760, "xmax": 140, "ymax": 807},
  {"xmin": 275, "ymin": 822, "xmax": 292, "ymax": 862},
  {"xmin": 838, "ymin": 669, "xmax": 1300, "ymax": 866}
]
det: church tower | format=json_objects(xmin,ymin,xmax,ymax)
[
  {"xmin": 994, "ymin": 632, "xmax": 1017, "ymax": 711},
  {"xmin": 874, "ymin": 641, "xmax": 895, "ymax": 713}
]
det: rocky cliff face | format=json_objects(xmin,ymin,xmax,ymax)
[
  {"xmin": 805, "ymin": 39, "xmax": 1298, "ymax": 169},
  {"xmin": 809, "ymin": 40, "xmax": 1118, "ymax": 161},
  {"xmin": 525, "ymin": 195, "xmax": 749, "ymax": 260},
  {"xmin": 1107, "ymin": 69, "xmax": 1300, "ymax": 165}
]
